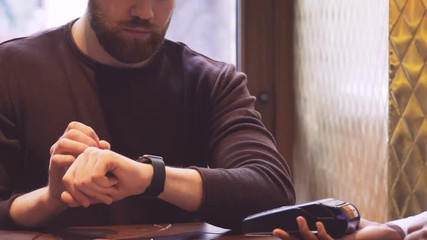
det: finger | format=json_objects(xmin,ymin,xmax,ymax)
[
  {"xmin": 65, "ymin": 121, "xmax": 101, "ymax": 144},
  {"xmin": 51, "ymin": 122, "xmax": 106, "ymax": 157},
  {"xmin": 50, "ymin": 142, "xmax": 58, "ymax": 155},
  {"xmin": 62, "ymin": 157, "xmax": 91, "ymax": 208},
  {"xmin": 74, "ymin": 148, "xmax": 97, "ymax": 187},
  {"xmin": 73, "ymin": 149, "xmax": 117, "ymax": 204},
  {"xmin": 51, "ymin": 138, "xmax": 93, "ymax": 157},
  {"xmin": 272, "ymin": 228, "xmax": 292, "ymax": 239},
  {"xmin": 67, "ymin": 184, "xmax": 92, "ymax": 207},
  {"xmin": 61, "ymin": 191, "xmax": 107, "ymax": 207},
  {"xmin": 87, "ymin": 153, "xmax": 119, "ymax": 190},
  {"xmin": 90, "ymin": 150, "xmax": 117, "ymax": 185},
  {"xmin": 50, "ymin": 154, "xmax": 76, "ymax": 170},
  {"xmin": 62, "ymin": 128, "xmax": 99, "ymax": 147},
  {"xmin": 72, "ymin": 148, "xmax": 107, "ymax": 206},
  {"xmin": 51, "ymin": 122, "xmax": 92, "ymax": 156},
  {"xmin": 99, "ymin": 140, "xmax": 111, "ymax": 150},
  {"xmin": 316, "ymin": 222, "xmax": 334, "ymax": 240},
  {"xmin": 406, "ymin": 225, "xmax": 427, "ymax": 240},
  {"xmin": 408, "ymin": 223, "xmax": 423, "ymax": 234},
  {"xmin": 88, "ymin": 150, "xmax": 119, "ymax": 202},
  {"xmin": 297, "ymin": 216, "xmax": 317, "ymax": 240},
  {"xmin": 61, "ymin": 191, "xmax": 81, "ymax": 207},
  {"xmin": 75, "ymin": 175, "xmax": 117, "ymax": 205},
  {"xmin": 406, "ymin": 231, "xmax": 427, "ymax": 240},
  {"xmin": 93, "ymin": 174, "xmax": 118, "ymax": 188},
  {"xmin": 76, "ymin": 184, "xmax": 116, "ymax": 205}
]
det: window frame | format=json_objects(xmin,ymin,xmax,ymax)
[{"xmin": 238, "ymin": 0, "xmax": 295, "ymax": 169}]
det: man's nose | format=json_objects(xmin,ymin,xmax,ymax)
[{"xmin": 130, "ymin": 0, "xmax": 154, "ymax": 20}]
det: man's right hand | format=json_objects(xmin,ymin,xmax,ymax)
[
  {"xmin": 48, "ymin": 121, "xmax": 110, "ymax": 203},
  {"xmin": 10, "ymin": 121, "xmax": 110, "ymax": 227}
]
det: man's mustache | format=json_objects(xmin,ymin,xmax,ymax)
[{"xmin": 119, "ymin": 17, "xmax": 155, "ymax": 30}]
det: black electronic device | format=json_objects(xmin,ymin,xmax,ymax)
[{"xmin": 242, "ymin": 198, "xmax": 360, "ymax": 238}]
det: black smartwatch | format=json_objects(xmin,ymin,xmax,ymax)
[{"xmin": 136, "ymin": 154, "xmax": 166, "ymax": 198}]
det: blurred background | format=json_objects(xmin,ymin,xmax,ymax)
[
  {"xmin": 0, "ymin": 0, "xmax": 236, "ymax": 64},
  {"xmin": 1, "ymin": 0, "xmax": 426, "ymax": 224}
]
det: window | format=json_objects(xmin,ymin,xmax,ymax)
[
  {"xmin": 168, "ymin": 0, "xmax": 237, "ymax": 64},
  {"xmin": 0, "ymin": 0, "xmax": 237, "ymax": 64}
]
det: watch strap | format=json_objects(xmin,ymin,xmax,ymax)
[{"xmin": 136, "ymin": 154, "xmax": 165, "ymax": 198}]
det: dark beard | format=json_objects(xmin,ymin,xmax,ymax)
[{"xmin": 88, "ymin": 1, "xmax": 168, "ymax": 64}]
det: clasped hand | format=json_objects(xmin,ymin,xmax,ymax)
[
  {"xmin": 49, "ymin": 121, "xmax": 153, "ymax": 209},
  {"xmin": 61, "ymin": 147, "xmax": 151, "ymax": 208}
]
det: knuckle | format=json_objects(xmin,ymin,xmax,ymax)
[
  {"xmin": 50, "ymin": 155, "xmax": 62, "ymax": 166},
  {"xmin": 91, "ymin": 175, "xmax": 100, "ymax": 182},
  {"xmin": 50, "ymin": 143, "xmax": 57, "ymax": 154},
  {"xmin": 99, "ymin": 149, "xmax": 111, "ymax": 158},
  {"xmin": 68, "ymin": 121, "xmax": 79, "ymax": 129},
  {"xmin": 56, "ymin": 138, "xmax": 69, "ymax": 149},
  {"xmin": 84, "ymin": 146, "xmax": 97, "ymax": 154},
  {"xmin": 62, "ymin": 175, "xmax": 71, "ymax": 185},
  {"xmin": 98, "ymin": 149, "xmax": 107, "ymax": 158},
  {"xmin": 66, "ymin": 129, "xmax": 79, "ymax": 138},
  {"xmin": 87, "ymin": 125, "xmax": 95, "ymax": 134},
  {"xmin": 76, "ymin": 180, "xmax": 86, "ymax": 189}
]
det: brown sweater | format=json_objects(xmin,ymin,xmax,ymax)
[{"xmin": 0, "ymin": 21, "xmax": 295, "ymax": 230}]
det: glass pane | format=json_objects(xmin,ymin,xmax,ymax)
[
  {"xmin": 0, "ymin": 0, "xmax": 237, "ymax": 65},
  {"xmin": 167, "ymin": 0, "xmax": 237, "ymax": 64},
  {"xmin": 0, "ymin": 0, "xmax": 46, "ymax": 40}
]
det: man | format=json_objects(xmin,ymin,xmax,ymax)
[
  {"xmin": 273, "ymin": 212, "xmax": 427, "ymax": 239},
  {"xmin": 0, "ymin": 0, "xmax": 295, "ymax": 230}
]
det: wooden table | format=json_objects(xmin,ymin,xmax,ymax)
[{"xmin": 0, "ymin": 222, "xmax": 280, "ymax": 239}]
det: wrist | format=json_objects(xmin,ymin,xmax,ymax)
[
  {"xmin": 10, "ymin": 187, "xmax": 68, "ymax": 227},
  {"xmin": 136, "ymin": 155, "xmax": 166, "ymax": 198},
  {"xmin": 42, "ymin": 187, "xmax": 69, "ymax": 212},
  {"xmin": 384, "ymin": 223, "xmax": 405, "ymax": 240}
]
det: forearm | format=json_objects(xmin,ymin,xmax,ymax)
[
  {"xmin": 189, "ymin": 167, "xmax": 294, "ymax": 229},
  {"xmin": 10, "ymin": 187, "xmax": 68, "ymax": 227},
  {"xmin": 158, "ymin": 167, "xmax": 203, "ymax": 212}
]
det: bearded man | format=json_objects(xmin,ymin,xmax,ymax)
[{"xmin": 0, "ymin": 0, "xmax": 295, "ymax": 230}]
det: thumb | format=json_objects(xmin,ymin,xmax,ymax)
[{"xmin": 61, "ymin": 191, "xmax": 80, "ymax": 208}]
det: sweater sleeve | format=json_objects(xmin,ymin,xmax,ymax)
[
  {"xmin": 0, "ymin": 118, "xmax": 22, "ymax": 230},
  {"xmin": 0, "ymin": 65, "xmax": 23, "ymax": 229},
  {"xmin": 192, "ymin": 64, "xmax": 295, "ymax": 229},
  {"xmin": 386, "ymin": 211, "xmax": 427, "ymax": 237},
  {"xmin": 0, "ymin": 41, "xmax": 26, "ymax": 229}
]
